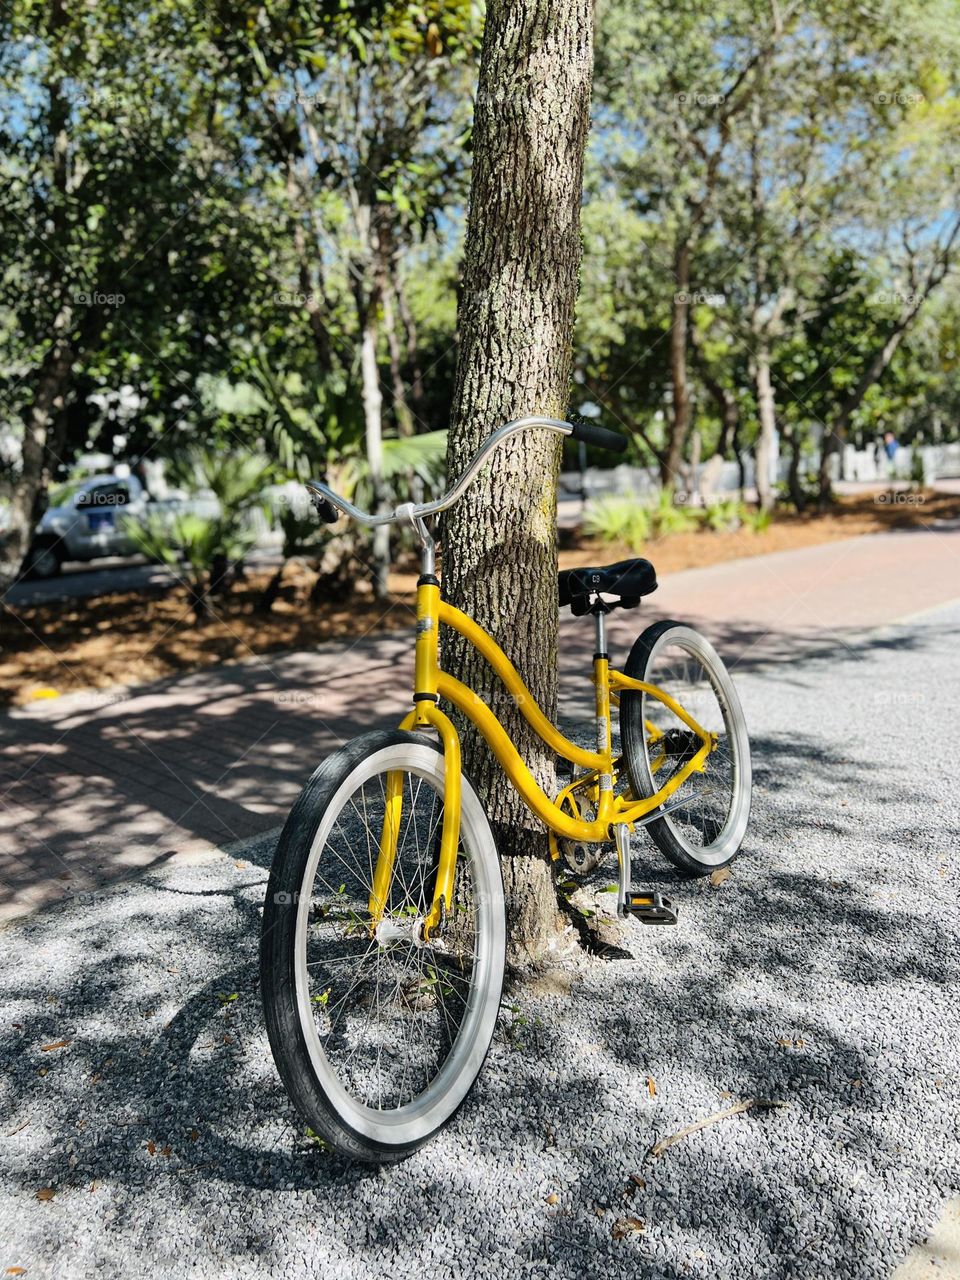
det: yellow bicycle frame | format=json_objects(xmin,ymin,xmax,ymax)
[{"xmin": 371, "ymin": 578, "xmax": 716, "ymax": 936}]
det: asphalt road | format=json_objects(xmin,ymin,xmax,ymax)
[{"xmin": 0, "ymin": 601, "xmax": 958, "ymax": 1279}]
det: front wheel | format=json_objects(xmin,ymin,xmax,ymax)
[
  {"xmin": 620, "ymin": 621, "xmax": 752, "ymax": 875},
  {"xmin": 260, "ymin": 730, "xmax": 505, "ymax": 1163}
]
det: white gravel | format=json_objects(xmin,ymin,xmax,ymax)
[{"xmin": 1, "ymin": 602, "xmax": 958, "ymax": 1279}]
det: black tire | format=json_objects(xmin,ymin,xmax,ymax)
[
  {"xmin": 260, "ymin": 730, "xmax": 505, "ymax": 1164},
  {"xmin": 620, "ymin": 620, "xmax": 751, "ymax": 876},
  {"xmin": 22, "ymin": 539, "xmax": 63, "ymax": 580}
]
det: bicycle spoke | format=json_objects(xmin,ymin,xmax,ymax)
[{"xmin": 299, "ymin": 762, "xmax": 479, "ymax": 1113}]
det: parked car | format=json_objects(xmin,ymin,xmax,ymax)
[{"xmin": 22, "ymin": 473, "xmax": 218, "ymax": 578}]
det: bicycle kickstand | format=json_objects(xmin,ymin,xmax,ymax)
[{"xmin": 614, "ymin": 825, "xmax": 678, "ymax": 926}]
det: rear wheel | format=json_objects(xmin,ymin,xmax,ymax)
[
  {"xmin": 260, "ymin": 730, "xmax": 505, "ymax": 1163},
  {"xmin": 620, "ymin": 621, "xmax": 751, "ymax": 875}
]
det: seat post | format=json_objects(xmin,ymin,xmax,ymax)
[{"xmin": 593, "ymin": 605, "xmax": 606, "ymax": 657}]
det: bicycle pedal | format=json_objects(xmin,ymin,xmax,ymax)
[{"xmin": 621, "ymin": 891, "xmax": 677, "ymax": 925}]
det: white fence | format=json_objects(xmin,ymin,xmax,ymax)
[{"xmin": 560, "ymin": 441, "xmax": 960, "ymax": 503}]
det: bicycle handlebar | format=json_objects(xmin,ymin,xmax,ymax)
[{"xmin": 305, "ymin": 415, "xmax": 628, "ymax": 528}]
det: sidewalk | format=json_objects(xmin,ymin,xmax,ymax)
[{"xmin": 2, "ymin": 523, "xmax": 958, "ymax": 922}]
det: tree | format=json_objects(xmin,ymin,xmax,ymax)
[
  {"xmin": 0, "ymin": 0, "xmax": 262, "ymax": 591},
  {"xmin": 443, "ymin": 0, "xmax": 594, "ymax": 963},
  {"xmin": 213, "ymin": 1, "xmax": 481, "ymax": 597}
]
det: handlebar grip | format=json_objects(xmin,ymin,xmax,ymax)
[
  {"xmin": 309, "ymin": 491, "xmax": 339, "ymax": 524},
  {"xmin": 568, "ymin": 419, "xmax": 628, "ymax": 454}
]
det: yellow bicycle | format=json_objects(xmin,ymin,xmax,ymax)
[{"xmin": 261, "ymin": 416, "xmax": 751, "ymax": 1163}]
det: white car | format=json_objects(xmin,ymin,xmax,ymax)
[{"xmin": 22, "ymin": 473, "xmax": 218, "ymax": 578}]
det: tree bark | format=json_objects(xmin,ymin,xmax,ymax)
[
  {"xmin": 664, "ymin": 240, "xmax": 692, "ymax": 489},
  {"xmin": 443, "ymin": 0, "xmax": 594, "ymax": 965},
  {"xmin": 754, "ymin": 343, "xmax": 777, "ymax": 512},
  {"xmin": 354, "ymin": 275, "xmax": 390, "ymax": 601},
  {"xmin": 381, "ymin": 278, "xmax": 415, "ymax": 435}
]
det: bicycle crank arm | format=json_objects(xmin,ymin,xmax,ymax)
[{"xmin": 613, "ymin": 810, "xmax": 683, "ymax": 926}]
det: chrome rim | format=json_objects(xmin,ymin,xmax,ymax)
[
  {"xmin": 638, "ymin": 628, "xmax": 750, "ymax": 866},
  {"xmin": 291, "ymin": 743, "xmax": 504, "ymax": 1145}
]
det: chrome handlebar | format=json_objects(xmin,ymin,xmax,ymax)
[{"xmin": 305, "ymin": 415, "xmax": 574, "ymax": 529}]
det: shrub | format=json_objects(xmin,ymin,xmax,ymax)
[
  {"xmin": 703, "ymin": 498, "xmax": 745, "ymax": 532},
  {"xmin": 583, "ymin": 495, "xmax": 652, "ymax": 550},
  {"xmin": 742, "ymin": 507, "xmax": 773, "ymax": 534},
  {"xmin": 650, "ymin": 489, "xmax": 702, "ymax": 536}
]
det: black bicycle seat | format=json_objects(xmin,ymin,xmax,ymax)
[{"xmin": 558, "ymin": 558, "xmax": 658, "ymax": 615}]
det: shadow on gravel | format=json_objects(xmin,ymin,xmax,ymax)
[{"xmin": 2, "ymin": 677, "xmax": 958, "ymax": 1276}]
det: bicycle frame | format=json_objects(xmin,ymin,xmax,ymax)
[{"xmin": 371, "ymin": 575, "xmax": 717, "ymax": 936}]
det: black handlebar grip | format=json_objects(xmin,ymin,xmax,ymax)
[
  {"xmin": 567, "ymin": 419, "xmax": 628, "ymax": 454},
  {"xmin": 309, "ymin": 491, "xmax": 339, "ymax": 524}
]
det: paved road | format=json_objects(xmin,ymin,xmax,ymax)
[
  {"xmin": 2, "ymin": 525, "xmax": 959, "ymax": 922},
  {"xmin": 0, "ymin": 599, "xmax": 958, "ymax": 1279}
]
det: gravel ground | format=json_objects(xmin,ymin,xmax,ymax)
[{"xmin": 1, "ymin": 602, "xmax": 958, "ymax": 1280}]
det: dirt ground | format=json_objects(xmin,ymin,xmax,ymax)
[{"xmin": 2, "ymin": 489, "xmax": 956, "ymax": 707}]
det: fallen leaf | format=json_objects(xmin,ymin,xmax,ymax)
[
  {"xmin": 710, "ymin": 868, "xmax": 731, "ymax": 887},
  {"xmin": 222, "ymin": 1035, "xmax": 234, "ymax": 1045},
  {"xmin": 6, "ymin": 1267, "xmax": 28, "ymax": 1274},
  {"xmin": 545, "ymin": 1193, "xmax": 558, "ymax": 1205},
  {"xmin": 719, "ymin": 1090, "xmax": 732, "ymax": 1099},
  {"xmin": 146, "ymin": 1140, "xmax": 156, "ymax": 1155},
  {"xmin": 234, "ymin": 861, "xmax": 247, "ymax": 869},
  {"xmin": 35, "ymin": 1188, "xmax": 55, "ymax": 1202},
  {"xmin": 40, "ymin": 1040, "xmax": 70, "ymax": 1053},
  {"xmin": 629, "ymin": 1174, "xmax": 646, "ymax": 1189},
  {"xmin": 612, "ymin": 1217, "xmax": 646, "ymax": 1240},
  {"xmin": 189, "ymin": 1129, "xmax": 199, "ymax": 1142},
  {"xmin": 851, "ymin": 1078, "xmax": 863, "ymax": 1089},
  {"xmin": 160, "ymin": 1146, "xmax": 171, "ymax": 1158},
  {"xmin": 646, "ymin": 1077, "xmax": 657, "ymax": 1097}
]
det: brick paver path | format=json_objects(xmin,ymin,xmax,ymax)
[{"xmin": 2, "ymin": 524, "xmax": 958, "ymax": 921}]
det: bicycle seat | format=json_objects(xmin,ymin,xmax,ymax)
[{"xmin": 558, "ymin": 558, "xmax": 657, "ymax": 615}]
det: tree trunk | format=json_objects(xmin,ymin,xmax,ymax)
[
  {"xmin": 0, "ymin": 310, "xmax": 74, "ymax": 591},
  {"xmin": 783, "ymin": 425, "xmax": 807, "ymax": 513},
  {"xmin": 395, "ymin": 276, "xmax": 425, "ymax": 416},
  {"xmin": 818, "ymin": 306, "xmax": 921, "ymax": 508},
  {"xmin": 356, "ymin": 289, "xmax": 390, "ymax": 600},
  {"xmin": 382, "ymin": 279, "xmax": 415, "ymax": 436},
  {"xmin": 664, "ymin": 240, "xmax": 692, "ymax": 489},
  {"xmin": 443, "ymin": 0, "xmax": 594, "ymax": 965},
  {"xmin": 754, "ymin": 343, "xmax": 777, "ymax": 512}
]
